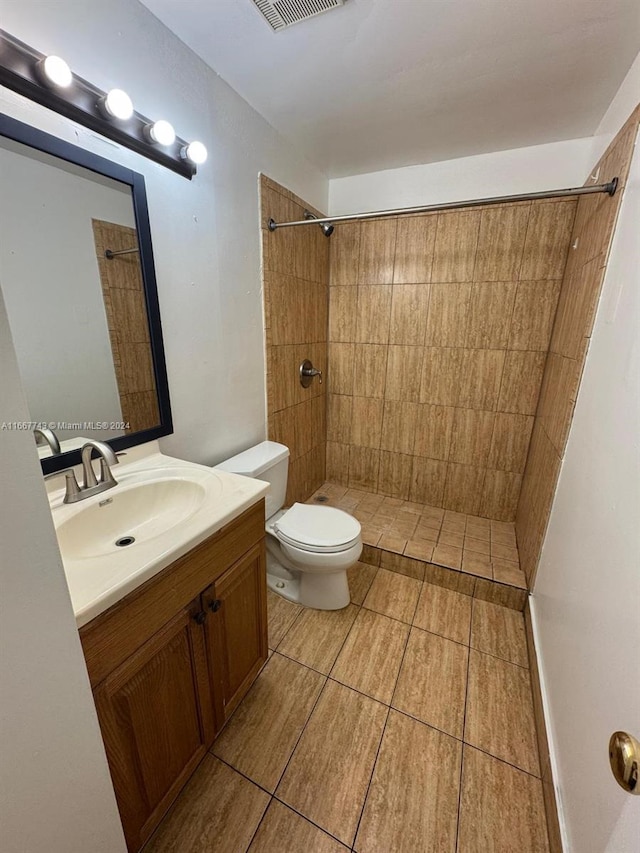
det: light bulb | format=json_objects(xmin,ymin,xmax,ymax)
[
  {"xmin": 146, "ymin": 119, "xmax": 176, "ymax": 146},
  {"xmin": 181, "ymin": 140, "xmax": 207, "ymax": 165},
  {"xmin": 101, "ymin": 89, "xmax": 134, "ymax": 121},
  {"xmin": 37, "ymin": 55, "xmax": 73, "ymax": 88}
]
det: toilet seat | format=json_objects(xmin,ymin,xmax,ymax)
[{"xmin": 273, "ymin": 503, "xmax": 361, "ymax": 554}]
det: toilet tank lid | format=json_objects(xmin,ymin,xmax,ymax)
[{"xmin": 215, "ymin": 441, "xmax": 289, "ymax": 477}]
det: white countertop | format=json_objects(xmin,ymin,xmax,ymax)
[{"xmin": 47, "ymin": 443, "xmax": 268, "ymax": 628}]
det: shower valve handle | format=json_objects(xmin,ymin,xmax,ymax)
[{"xmin": 300, "ymin": 359, "xmax": 322, "ymax": 387}]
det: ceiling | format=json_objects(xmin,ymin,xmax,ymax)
[{"xmin": 140, "ymin": 0, "xmax": 639, "ymax": 178}]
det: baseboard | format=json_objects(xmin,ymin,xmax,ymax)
[{"xmin": 525, "ymin": 596, "xmax": 568, "ymax": 853}]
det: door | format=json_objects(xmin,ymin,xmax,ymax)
[
  {"xmin": 202, "ymin": 541, "xmax": 268, "ymax": 729},
  {"xmin": 94, "ymin": 601, "xmax": 215, "ymax": 852}
]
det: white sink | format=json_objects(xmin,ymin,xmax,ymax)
[
  {"xmin": 56, "ymin": 472, "xmax": 214, "ymax": 560},
  {"xmin": 48, "ymin": 446, "xmax": 268, "ymax": 628}
]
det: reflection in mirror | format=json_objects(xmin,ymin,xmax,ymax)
[{"xmin": 0, "ymin": 132, "xmax": 163, "ymax": 460}]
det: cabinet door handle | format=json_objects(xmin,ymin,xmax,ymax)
[
  {"xmin": 208, "ymin": 599, "xmax": 222, "ymax": 613},
  {"xmin": 193, "ymin": 610, "xmax": 207, "ymax": 625}
]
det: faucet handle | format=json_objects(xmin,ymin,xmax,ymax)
[
  {"xmin": 44, "ymin": 468, "xmax": 81, "ymax": 503},
  {"xmin": 99, "ymin": 457, "xmax": 118, "ymax": 488}
]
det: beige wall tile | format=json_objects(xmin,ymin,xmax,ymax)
[
  {"xmin": 466, "ymin": 281, "xmax": 517, "ymax": 349},
  {"xmin": 465, "ymin": 649, "xmax": 540, "ymax": 775},
  {"xmin": 410, "ymin": 457, "xmax": 448, "ymax": 506},
  {"xmin": 327, "ymin": 394, "xmax": 353, "ymax": 444},
  {"xmin": 249, "ymin": 801, "xmax": 348, "ymax": 853},
  {"xmin": 420, "ymin": 347, "xmax": 463, "ymax": 406},
  {"xmin": 277, "ymin": 680, "xmax": 387, "ymax": 846},
  {"xmin": 326, "ymin": 442, "xmax": 350, "ymax": 484},
  {"xmin": 550, "ymin": 255, "xmax": 604, "ymax": 359},
  {"xmin": 356, "ymin": 285, "xmax": 393, "ymax": 344},
  {"xmin": 355, "ymin": 711, "xmax": 461, "ymax": 853},
  {"xmin": 509, "ymin": 280, "xmax": 561, "ymax": 351},
  {"xmin": 414, "ymin": 404, "xmax": 455, "ymax": 460},
  {"xmin": 488, "ymin": 412, "xmax": 534, "ymax": 472},
  {"xmin": 330, "ymin": 222, "xmax": 360, "ymax": 287},
  {"xmin": 211, "ymin": 653, "xmax": 324, "ymax": 791},
  {"xmin": 473, "ymin": 577, "xmax": 526, "ymax": 610},
  {"xmin": 269, "ymin": 406, "xmax": 298, "ymax": 455},
  {"xmin": 389, "ymin": 284, "xmax": 430, "ymax": 345},
  {"xmin": 520, "ymin": 199, "xmax": 576, "ymax": 280},
  {"xmin": 431, "ymin": 210, "xmax": 481, "ymax": 282},
  {"xmin": 498, "ymin": 351, "xmax": 547, "ymax": 414},
  {"xmin": 353, "ymin": 344, "xmax": 388, "ymax": 398},
  {"xmin": 537, "ymin": 353, "xmax": 581, "ymax": 453},
  {"xmin": 413, "ymin": 582, "xmax": 472, "ymax": 644},
  {"xmin": 358, "ymin": 218, "xmax": 397, "ymax": 284},
  {"xmin": 393, "ymin": 214, "xmax": 437, "ymax": 283},
  {"xmin": 384, "ymin": 345, "xmax": 424, "ymax": 401},
  {"xmin": 474, "ymin": 204, "xmax": 531, "ymax": 281},
  {"xmin": 349, "ymin": 445, "xmax": 380, "ymax": 492},
  {"xmin": 443, "ymin": 463, "xmax": 485, "ymax": 515},
  {"xmin": 329, "ymin": 343, "xmax": 355, "ymax": 395},
  {"xmin": 278, "ymin": 605, "xmax": 359, "ymax": 674},
  {"xmin": 425, "ymin": 282, "xmax": 472, "ymax": 347},
  {"xmin": 449, "ymin": 409, "xmax": 495, "ymax": 466},
  {"xmin": 377, "ymin": 451, "xmax": 413, "ymax": 499},
  {"xmin": 479, "ymin": 470, "xmax": 521, "ymax": 521},
  {"xmin": 331, "ymin": 608, "xmax": 409, "ymax": 704},
  {"xmin": 458, "ymin": 349, "xmax": 506, "ymax": 410},
  {"xmin": 329, "ymin": 286, "xmax": 358, "ymax": 342},
  {"xmin": 393, "ymin": 628, "xmax": 469, "ymax": 738},
  {"xmin": 381, "ymin": 401, "xmax": 419, "ymax": 454},
  {"xmin": 351, "ymin": 397, "xmax": 384, "ymax": 448},
  {"xmin": 457, "ymin": 746, "xmax": 549, "ymax": 853}
]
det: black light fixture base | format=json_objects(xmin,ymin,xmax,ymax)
[{"xmin": 0, "ymin": 29, "xmax": 197, "ymax": 179}]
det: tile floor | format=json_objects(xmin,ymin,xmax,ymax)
[{"xmin": 144, "ymin": 565, "xmax": 550, "ymax": 853}]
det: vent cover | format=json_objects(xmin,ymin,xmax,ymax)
[{"xmin": 251, "ymin": 0, "xmax": 345, "ymax": 31}]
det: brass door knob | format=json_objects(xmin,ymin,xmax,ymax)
[{"xmin": 609, "ymin": 731, "xmax": 640, "ymax": 794}]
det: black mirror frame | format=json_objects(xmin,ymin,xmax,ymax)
[{"xmin": 0, "ymin": 113, "xmax": 173, "ymax": 475}]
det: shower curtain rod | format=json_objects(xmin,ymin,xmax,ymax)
[
  {"xmin": 105, "ymin": 247, "xmax": 140, "ymax": 259},
  {"xmin": 267, "ymin": 177, "xmax": 618, "ymax": 232}
]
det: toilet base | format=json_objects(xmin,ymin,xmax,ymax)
[{"xmin": 266, "ymin": 554, "xmax": 351, "ymax": 610}]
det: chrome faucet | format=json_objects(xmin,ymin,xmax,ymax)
[
  {"xmin": 44, "ymin": 440, "xmax": 119, "ymax": 504},
  {"xmin": 34, "ymin": 427, "xmax": 61, "ymax": 455}
]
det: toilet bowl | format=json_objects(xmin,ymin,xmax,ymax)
[{"xmin": 215, "ymin": 442, "xmax": 362, "ymax": 609}]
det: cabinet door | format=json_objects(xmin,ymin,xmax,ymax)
[
  {"xmin": 94, "ymin": 602, "xmax": 215, "ymax": 852},
  {"xmin": 203, "ymin": 541, "xmax": 268, "ymax": 728}
]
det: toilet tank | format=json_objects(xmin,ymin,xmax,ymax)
[{"xmin": 215, "ymin": 441, "xmax": 289, "ymax": 519}]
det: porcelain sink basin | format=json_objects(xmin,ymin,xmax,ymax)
[
  {"xmin": 48, "ymin": 449, "xmax": 269, "ymax": 628},
  {"xmin": 56, "ymin": 474, "xmax": 212, "ymax": 560}
]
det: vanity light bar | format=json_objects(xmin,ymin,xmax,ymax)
[{"xmin": 0, "ymin": 30, "xmax": 207, "ymax": 179}]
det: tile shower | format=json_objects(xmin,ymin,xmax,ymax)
[{"xmin": 261, "ymin": 106, "xmax": 638, "ymax": 593}]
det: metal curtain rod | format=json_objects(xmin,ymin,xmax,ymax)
[
  {"xmin": 268, "ymin": 178, "xmax": 618, "ymax": 232},
  {"xmin": 105, "ymin": 247, "xmax": 140, "ymax": 259}
]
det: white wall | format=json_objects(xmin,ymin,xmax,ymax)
[
  {"xmin": 0, "ymin": 145, "xmax": 133, "ymax": 440},
  {"xmin": 1, "ymin": 0, "xmax": 328, "ymax": 467},
  {"xmin": 531, "ymin": 132, "xmax": 639, "ymax": 852},
  {"xmin": 328, "ymin": 136, "xmax": 594, "ymax": 214},
  {"xmin": 590, "ymin": 52, "xmax": 640, "ymax": 165},
  {"xmin": 0, "ymin": 288, "xmax": 128, "ymax": 853}
]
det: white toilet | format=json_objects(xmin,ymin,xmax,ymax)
[{"xmin": 216, "ymin": 441, "xmax": 362, "ymax": 610}]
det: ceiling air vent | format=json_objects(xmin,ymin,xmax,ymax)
[{"xmin": 251, "ymin": 0, "xmax": 345, "ymax": 31}]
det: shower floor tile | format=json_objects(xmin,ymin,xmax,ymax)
[{"xmin": 309, "ymin": 483, "xmax": 528, "ymax": 609}]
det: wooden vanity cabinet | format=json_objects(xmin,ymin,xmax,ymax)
[{"xmin": 79, "ymin": 501, "xmax": 267, "ymax": 853}]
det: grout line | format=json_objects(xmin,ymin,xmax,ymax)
[
  {"xmin": 453, "ymin": 589, "xmax": 475, "ymax": 851},
  {"xmin": 349, "ymin": 704, "xmax": 391, "ymax": 850},
  {"xmin": 270, "ymin": 795, "xmax": 352, "ymax": 849}
]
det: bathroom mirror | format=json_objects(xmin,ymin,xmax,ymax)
[{"xmin": 0, "ymin": 113, "xmax": 172, "ymax": 475}]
